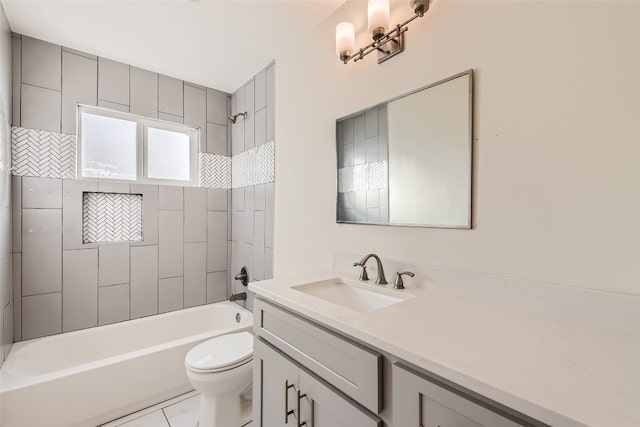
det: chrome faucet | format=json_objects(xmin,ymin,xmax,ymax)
[
  {"xmin": 353, "ymin": 254, "xmax": 388, "ymax": 285},
  {"xmin": 229, "ymin": 292, "xmax": 247, "ymax": 302}
]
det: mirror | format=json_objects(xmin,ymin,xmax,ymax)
[{"xmin": 336, "ymin": 70, "xmax": 473, "ymax": 228}]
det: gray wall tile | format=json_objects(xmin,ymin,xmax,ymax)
[
  {"xmin": 380, "ymin": 189, "xmax": 389, "ymax": 222},
  {"xmin": 130, "ymin": 245, "xmax": 158, "ymax": 318},
  {"xmin": 355, "ymin": 191, "xmax": 367, "ymax": 222},
  {"xmin": 253, "ymin": 210, "xmax": 265, "ymax": 281},
  {"xmin": 12, "ymin": 254, "xmax": 21, "ymax": 341},
  {"xmin": 265, "ymin": 248, "xmax": 273, "ymax": 279},
  {"xmin": 22, "ymin": 209, "xmax": 62, "ymax": 295},
  {"xmin": 265, "ymin": 183, "xmax": 274, "ymax": 248},
  {"xmin": 98, "ymin": 58, "xmax": 129, "ymax": 105},
  {"xmin": 159, "ymin": 277, "xmax": 183, "ymax": 313},
  {"xmin": 184, "ymin": 187, "xmax": 206, "ymax": 243},
  {"xmin": 206, "ymin": 123, "xmax": 226, "ymax": 155},
  {"xmin": 207, "ymin": 189, "xmax": 227, "ymax": 211},
  {"xmin": 184, "ymin": 84, "xmax": 207, "ymax": 151},
  {"xmin": 130, "ymin": 67, "xmax": 158, "ymax": 118},
  {"xmin": 22, "ymin": 177, "xmax": 62, "ymax": 209},
  {"xmin": 62, "ymin": 249, "xmax": 98, "ymax": 332},
  {"xmin": 11, "ymin": 177, "xmax": 21, "ymax": 252},
  {"xmin": 159, "ymin": 75, "xmax": 183, "ymax": 116},
  {"xmin": 12, "ymin": 36, "xmax": 21, "ymax": 126},
  {"xmin": 366, "ymin": 137, "xmax": 379, "ymax": 163},
  {"xmin": 184, "ymin": 242, "xmax": 206, "ymax": 308},
  {"xmin": 365, "ymin": 108, "xmax": 378, "ymax": 138},
  {"xmin": 244, "ymin": 79, "xmax": 255, "ymax": 150},
  {"xmin": 367, "ymin": 190, "xmax": 379, "ymax": 208},
  {"xmin": 62, "ymin": 52, "xmax": 97, "ymax": 134},
  {"xmin": 354, "ymin": 114, "xmax": 365, "ymax": 143},
  {"xmin": 98, "ymin": 181, "xmax": 130, "ymax": 193},
  {"xmin": 131, "ymin": 184, "xmax": 159, "ymax": 246},
  {"xmin": 97, "ymin": 99, "xmax": 129, "ymax": 112},
  {"xmin": 98, "ymin": 284, "xmax": 129, "ymax": 325},
  {"xmin": 159, "ymin": 210, "xmax": 183, "ymax": 278},
  {"xmin": 22, "ymin": 36, "xmax": 61, "ymax": 91},
  {"xmin": 63, "ymin": 179, "xmax": 98, "ymax": 250},
  {"xmin": 206, "ymin": 88, "xmax": 227, "ymax": 125},
  {"xmin": 21, "ymin": 84, "xmax": 61, "ymax": 132},
  {"xmin": 3, "ymin": 303, "xmax": 13, "ymax": 361},
  {"xmin": 266, "ymin": 64, "xmax": 275, "ymax": 141},
  {"xmin": 22, "ymin": 293, "xmax": 62, "ymax": 340},
  {"xmin": 207, "ymin": 211, "xmax": 227, "ymax": 272},
  {"xmin": 99, "ymin": 242, "xmax": 130, "ymax": 286},
  {"xmin": 159, "ymin": 186, "xmax": 183, "ymax": 210},
  {"xmin": 254, "ymin": 183, "xmax": 265, "ymax": 211},
  {"xmin": 207, "ymin": 271, "xmax": 227, "ymax": 303},
  {"xmin": 158, "ymin": 112, "xmax": 183, "ymax": 123},
  {"xmin": 232, "ymin": 187, "xmax": 244, "ymax": 211},
  {"xmin": 254, "ymin": 68, "xmax": 266, "ymax": 112},
  {"xmin": 254, "ymin": 108, "xmax": 266, "ymax": 146},
  {"xmin": 62, "ymin": 46, "xmax": 96, "ymax": 60}
]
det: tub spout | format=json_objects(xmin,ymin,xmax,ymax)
[{"xmin": 230, "ymin": 292, "xmax": 247, "ymax": 302}]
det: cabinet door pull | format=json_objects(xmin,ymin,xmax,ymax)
[
  {"xmin": 297, "ymin": 389, "xmax": 308, "ymax": 427},
  {"xmin": 285, "ymin": 380, "xmax": 295, "ymax": 424}
]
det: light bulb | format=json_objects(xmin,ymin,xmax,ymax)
[
  {"xmin": 368, "ymin": 0, "xmax": 390, "ymax": 41},
  {"xmin": 336, "ymin": 22, "xmax": 355, "ymax": 61}
]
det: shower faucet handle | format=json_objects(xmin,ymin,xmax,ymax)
[{"xmin": 234, "ymin": 266, "xmax": 249, "ymax": 286}]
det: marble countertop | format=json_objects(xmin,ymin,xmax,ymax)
[{"xmin": 249, "ymin": 269, "xmax": 640, "ymax": 427}]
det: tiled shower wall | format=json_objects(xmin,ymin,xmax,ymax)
[
  {"xmin": 230, "ymin": 64, "xmax": 275, "ymax": 311},
  {"xmin": 0, "ymin": 4, "xmax": 13, "ymax": 364},
  {"xmin": 10, "ymin": 33, "xmax": 234, "ymax": 341}
]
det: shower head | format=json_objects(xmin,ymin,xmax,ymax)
[{"xmin": 229, "ymin": 112, "xmax": 248, "ymax": 124}]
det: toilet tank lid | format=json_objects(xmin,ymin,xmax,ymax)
[{"xmin": 185, "ymin": 331, "xmax": 253, "ymax": 371}]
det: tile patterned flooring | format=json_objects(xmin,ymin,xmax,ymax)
[{"xmin": 101, "ymin": 391, "xmax": 253, "ymax": 427}]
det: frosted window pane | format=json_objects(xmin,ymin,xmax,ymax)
[
  {"xmin": 147, "ymin": 127, "xmax": 191, "ymax": 181},
  {"xmin": 81, "ymin": 113, "xmax": 137, "ymax": 180}
]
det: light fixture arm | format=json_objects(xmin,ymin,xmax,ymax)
[{"xmin": 343, "ymin": 11, "xmax": 424, "ymax": 65}]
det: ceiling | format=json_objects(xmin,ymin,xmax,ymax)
[{"xmin": 2, "ymin": 0, "xmax": 344, "ymax": 93}]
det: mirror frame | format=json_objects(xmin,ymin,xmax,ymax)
[{"xmin": 335, "ymin": 69, "xmax": 474, "ymax": 229}]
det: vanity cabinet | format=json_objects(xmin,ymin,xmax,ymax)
[
  {"xmin": 254, "ymin": 337, "xmax": 381, "ymax": 427},
  {"xmin": 393, "ymin": 364, "xmax": 542, "ymax": 427}
]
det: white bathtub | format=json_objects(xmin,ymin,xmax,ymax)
[{"xmin": 0, "ymin": 301, "xmax": 253, "ymax": 427}]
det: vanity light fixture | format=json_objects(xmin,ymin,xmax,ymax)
[{"xmin": 336, "ymin": 0, "xmax": 430, "ymax": 64}]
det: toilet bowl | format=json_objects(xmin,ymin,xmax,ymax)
[{"xmin": 185, "ymin": 332, "xmax": 253, "ymax": 427}]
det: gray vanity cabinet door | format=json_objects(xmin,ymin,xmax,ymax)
[
  {"xmin": 298, "ymin": 369, "xmax": 381, "ymax": 427},
  {"xmin": 393, "ymin": 364, "xmax": 525, "ymax": 427},
  {"xmin": 254, "ymin": 337, "xmax": 299, "ymax": 427}
]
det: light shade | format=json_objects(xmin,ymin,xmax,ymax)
[
  {"xmin": 368, "ymin": 0, "xmax": 390, "ymax": 40},
  {"xmin": 335, "ymin": 22, "xmax": 355, "ymax": 60}
]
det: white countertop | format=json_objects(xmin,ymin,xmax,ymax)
[{"xmin": 249, "ymin": 269, "xmax": 640, "ymax": 427}]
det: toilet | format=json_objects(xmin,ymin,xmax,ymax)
[{"xmin": 185, "ymin": 332, "xmax": 254, "ymax": 427}]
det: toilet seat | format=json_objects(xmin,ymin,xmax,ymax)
[{"xmin": 185, "ymin": 332, "xmax": 253, "ymax": 374}]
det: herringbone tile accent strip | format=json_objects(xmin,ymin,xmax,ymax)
[
  {"xmin": 338, "ymin": 160, "xmax": 388, "ymax": 192},
  {"xmin": 82, "ymin": 192, "xmax": 143, "ymax": 243},
  {"xmin": 200, "ymin": 153, "xmax": 232, "ymax": 189},
  {"xmin": 232, "ymin": 141, "xmax": 275, "ymax": 188},
  {"xmin": 11, "ymin": 127, "xmax": 76, "ymax": 178}
]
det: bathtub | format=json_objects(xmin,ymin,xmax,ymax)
[{"xmin": 0, "ymin": 301, "xmax": 253, "ymax": 427}]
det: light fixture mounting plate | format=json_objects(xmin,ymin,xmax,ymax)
[{"xmin": 377, "ymin": 33, "xmax": 404, "ymax": 64}]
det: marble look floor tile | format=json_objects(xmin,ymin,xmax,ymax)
[{"xmin": 162, "ymin": 394, "xmax": 199, "ymax": 427}]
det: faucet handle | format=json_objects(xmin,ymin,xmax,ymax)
[
  {"xmin": 353, "ymin": 262, "xmax": 369, "ymax": 281},
  {"xmin": 394, "ymin": 271, "xmax": 415, "ymax": 289}
]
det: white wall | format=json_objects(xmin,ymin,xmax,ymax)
[{"xmin": 273, "ymin": 1, "xmax": 640, "ymax": 295}]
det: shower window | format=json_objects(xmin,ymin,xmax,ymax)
[{"xmin": 77, "ymin": 105, "xmax": 199, "ymax": 186}]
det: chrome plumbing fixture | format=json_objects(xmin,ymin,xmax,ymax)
[
  {"xmin": 393, "ymin": 271, "xmax": 415, "ymax": 289},
  {"xmin": 229, "ymin": 112, "xmax": 248, "ymax": 124},
  {"xmin": 234, "ymin": 266, "xmax": 249, "ymax": 286},
  {"xmin": 353, "ymin": 253, "xmax": 388, "ymax": 285}
]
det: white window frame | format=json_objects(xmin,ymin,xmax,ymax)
[{"xmin": 76, "ymin": 104, "xmax": 200, "ymax": 186}]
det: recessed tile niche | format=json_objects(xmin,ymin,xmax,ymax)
[{"xmin": 82, "ymin": 192, "xmax": 143, "ymax": 243}]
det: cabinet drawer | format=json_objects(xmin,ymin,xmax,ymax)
[
  {"xmin": 393, "ymin": 364, "xmax": 547, "ymax": 427},
  {"xmin": 254, "ymin": 298, "xmax": 381, "ymax": 413}
]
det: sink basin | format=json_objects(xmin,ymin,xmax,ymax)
[{"xmin": 292, "ymin": 278, "xmax": 413, "ymax": 313}]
